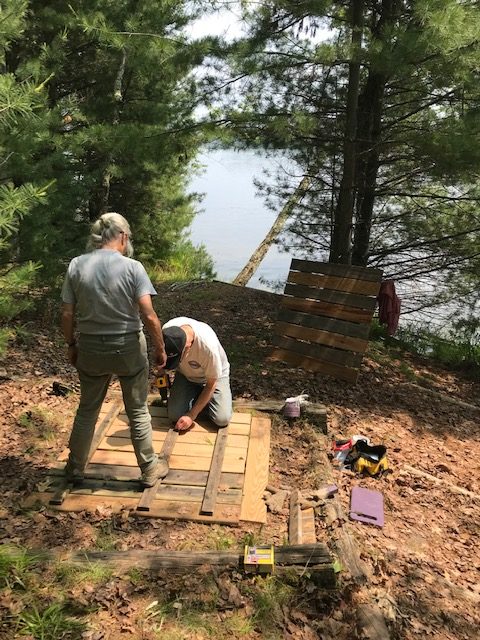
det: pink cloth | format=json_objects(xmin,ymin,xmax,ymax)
[{"xmin": 377, "ymin": 280, "xmax": 401, "ymax": 335}]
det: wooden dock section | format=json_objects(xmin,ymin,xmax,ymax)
[{"xmin": 28, "ymin": 396, "xmax": 270, "ymax": 525}]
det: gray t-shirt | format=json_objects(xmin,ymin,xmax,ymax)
[{"xmin": 61, "ymin": 249, "xmax": 156, "ymax": 334}]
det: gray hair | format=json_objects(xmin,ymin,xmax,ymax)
[{"xmin": 87, "ymin": 212, "xmax": 133, "ymax": 257}]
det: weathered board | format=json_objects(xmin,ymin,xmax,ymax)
[
  {"xmin": 270, "ymin": 260, "xmax": 382, "ymax": 382},
  {"xmin": 29, "ymin": 397, "xmax": 270, "ymax": 525}
]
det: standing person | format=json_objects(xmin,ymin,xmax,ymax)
[
  {"xmin": 161, "ymin": 317, "xmax": 232, "ymax": 432},
  {"xmin": 61, "ymin": 212, "xmax": 168, "ymax": 487}
]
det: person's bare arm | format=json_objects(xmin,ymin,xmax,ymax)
[
  {"xmin": 61, "ymin": 302, "xmax": 78, "ymax": 365},
  {"xmin": 138, "ymin": 294, "xmax": 167, "ymax": 368},
  {"xmin": 176, "ymin": 378, "xmax": 217, "ymax": 432}
]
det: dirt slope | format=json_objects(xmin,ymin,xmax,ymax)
[{"xmin": 0, "ymin": 281, "xmax": 478, "ymax": 639}]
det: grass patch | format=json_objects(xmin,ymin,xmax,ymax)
[
  {"xmin": 55, "ymin": 562, "xmax": 113, "ymax": 588},
  {"xmin": 17, "ymin": 407, "xmax": 60, "ymax": 442},
  {"xmin": 16, "ymin": 602, "xmax": 86, "ymax": 640},
  {"xmin": 94, "ymin": 519, "xmax": 119, "ymax": 551},
  {"xmin": 207, "ymin": 526, "xmax": 235, "ymax": 550},
  {"xmin": 249, "ymin": 575, "xmax": 295, "ymax": 634},
  {"xmin": 0, "ymin": 545, "xmax": 39, "ymax": 590}
]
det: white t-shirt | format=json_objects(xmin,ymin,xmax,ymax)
[{"xmin": 163, "ymin": 317, "xmax": 230, "ymax": 383}]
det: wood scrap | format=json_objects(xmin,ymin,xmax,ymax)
[
  {"xmin": 315, "ymin": 449, "xmax": 370, "ymax": 582},
  {"xmin": 401, "ymin": 465, "xmax": 479, "ymax": 502},
  {"xmin": 401, "ymin": 382, "xmax": 480, "ymax": 413},
  {"xmin": 356, "ymin": 603, "xmax": 391, "ymax": 640},
  {"xmin": 234, "ymin": 398, "xmax": 327, "ymax": 432}
]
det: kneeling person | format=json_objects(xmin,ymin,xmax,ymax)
[{"xmin": 162, "ymin": 317, "xmax": 232, "ymax": 432}]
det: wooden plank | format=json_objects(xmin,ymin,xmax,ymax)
[
  {"xmin": 277, "ymin": 309, "xmax": 371, "ymax": 340},
  {"xmin": 239, "ymin": 416, "xmax": 270, "ymax": 523},
  {"xmin": 52, "ymin": 465, "xmax": 241, "ymax": 488},
  {"xmin": 284, "ymin": 283, "xmax": 376, "ymax": 311},
  {"xmin": 27, "ymin": 493, "xmax": 241, "ymax": 524},
  {"xmin": 49, "ymin": 481, "xmax": 73, "ymax": 506},
  {"xmin": 287, "ymin": 270, "xmax": 381, "ymax": 296},
  {"xmin": 269, "ymin": 348, "xmax": 359, "ymax": 383},
  {"xmin": 56, "ymin": 464, "xmax": 244, "ymax": 488},
  {"xmin": 148, "ymin": 405, "xmax": 169, "ymax": 418},
  {"xmin": 137, "ymin": 428, "xmax": 178, "ymax": 512},
  {"xmin": 90, "ymin": 449, "xmax": 247, "ymax": 474},
  {"xmin": 289, "ymin": 489, "xmax": 302, "ymax": 544},
  {"xmin": 39, "ymin": 544, "xmax": 332, "ymax": 570},
  {"xmin": 52, "ymin": 397, "xmax": 124, "ymax": 504},
  {"xmin": 105, "ymin": 426, "xmax": 249, "ymax": 449},
  {"xmin": 272, "ymin": 334, "xmax": 363, "ymax": 368},
  {"xmin": 301, "ymin": 507, "xmax": 317, "ymax": 544},
  {"xmin": 233, "ymin": 399, "xmax": 327, "ymax": 431},
  {"xmin": 315, "ymin": 448, "xmax": 369, "ymax": 582},
  {"xmin": 201, "ymin": 425, "xmax": 229, "ymax": 515},
  {"xmin": 275, "ymin": 320, "xmax": 368, "ymax": 353},
  {"xmin": 230, "ymin": 412, "xmax": 252, "ymax": 424},
  {"xmin": 88, "ymin": 398, "xmax": 124, "ymax": 461},
  {"xmin": 290, "ymin": 259, "xmax": 382, "ymax": 282},
  {"xmin": 282, "ymin": 295, "xmax": 373, "ymax": 324},
  {"xmin": 227, "ymin": 423, "xmax": 251, "ymax": 436},
  {"xmin": 50, "ymin": 482, "xmax": 242, "ymax": 505}
]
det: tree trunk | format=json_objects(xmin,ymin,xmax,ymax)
[
  {"xmin": 329, "ymin": 0, "xmax": 364, "ymax": 264},
  {"xmin": 351, "ymin": 72, "xmax": 385, "ymax": 266},
  {"xmin": 233, "ymin": 176, "xmax": 310, "ymax": 286},
  {"xmin": 352, "ymin": 0, "xmax": 395, "ymax": 266},
  {"xmin": 88, "ymin": 48, "xmax": 127, "ymax": 220}
]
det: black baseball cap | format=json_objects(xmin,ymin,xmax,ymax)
[{"xmin": 163, "ymin": 326, "xmax": 187, "ymax": 370}]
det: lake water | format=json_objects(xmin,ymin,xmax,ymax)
[
  {"xmin": 187, "ymin": 149, "xmax": 456, "ymax": 330},
  {"xmin": 188, "ymin": 149, "xmax": 292, "ymax": 291}
]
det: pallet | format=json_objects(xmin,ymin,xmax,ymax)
[
  {"xmin": 270, "ymin": 260, "xmax": 382, "ymax": 382},
  {"xmin": 28, "ymin": 396, "xmax": 270, "ymax": 525}
]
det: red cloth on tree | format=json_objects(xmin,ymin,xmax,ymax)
[{"xmin": 377, "ymin": 280, "xmax": 401, "ymax": 335}]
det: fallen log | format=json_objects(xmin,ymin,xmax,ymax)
[
  {"xmin": 315, "ymin": 450, "xmax": 369, "ymax": 583},
  {"xmin": 400, "ymin": 465, "xmax": 479, "ymax": 502},
  {"xmin": 234, "ymin": 399, "xmax": 327, "ymax": 432},
  {"xmin": 31, "ymin": 544, "xmax": 335, "ymax": 586},
  {"xmin": 401, "ymin": 383, "xmax": 480, "ymax": 413}
]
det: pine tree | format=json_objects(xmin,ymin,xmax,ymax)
[
  {"xmin": 4, "ymin": 0, "xmax": 214, "ymax": 279},
  {"xmin": 213, "ymin": 0, "xmax": 480, "ymax": 315},
  {"xmin": 0, "ymin": 0, "xmax": 51, "ymax": 352}
]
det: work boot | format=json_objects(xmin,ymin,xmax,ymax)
[
  {"xmin": 140, "ymin": 456, "xmax": 169, "ymax": 487},
  {"xmin": 64, "ymin": 460, "xmax": 85, "ymax": 486}
]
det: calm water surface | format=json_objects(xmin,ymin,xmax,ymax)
[{"xmin": 188, "ymin": 149, "xmax": 292, "ymax": 291}]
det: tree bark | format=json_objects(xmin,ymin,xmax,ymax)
[
  {"xmin": 233, "ymin": 176, "xmax": 310, "ymax": 286},
  {"xmin": 352, "ymin": 0, "xmax": 395, "ymax": 266},
  {"xmin": 351, "ymin": 72, "xmax": 385, "ymax": 265},
  {"xmin": 88, "ymin": 48, "xmax": 127, "ymax": 220},
  {"xmin": 329, "ymin": 0, "xmax": 364, "ymax": 264}
]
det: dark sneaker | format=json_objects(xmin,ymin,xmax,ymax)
[
  {"xmin": 64, "ymin": 460, "xmax": 85, "ymax": 486},
  {"xmin": 140, "ymin": 456, "xmax": 169, "ymax": 487}
]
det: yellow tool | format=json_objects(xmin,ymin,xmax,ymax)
[{"xmin": 154, "ymin": 373, "xmax": 170, "ymax": 404}]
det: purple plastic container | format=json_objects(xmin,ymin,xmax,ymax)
[{"xmin": 283, "ymin": 400, "xmax": 301, "ymax": 418}]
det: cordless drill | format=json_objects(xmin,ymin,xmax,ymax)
[{"xmin": 154, "ymin": 373, "xmax": 170, "ymax": 405}]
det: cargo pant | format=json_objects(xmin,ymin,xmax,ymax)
[{"xmin": 67, "ymin": 331, "xmax": 157, "ymax": 473}]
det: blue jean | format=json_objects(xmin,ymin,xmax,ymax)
[
  {"xmin": 167, "ymin": 372, "xmax": 232, "ymax": 427},
  {"xmin": 68, "ymin": 331, "xmax": 157, "ymax": 473}
]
